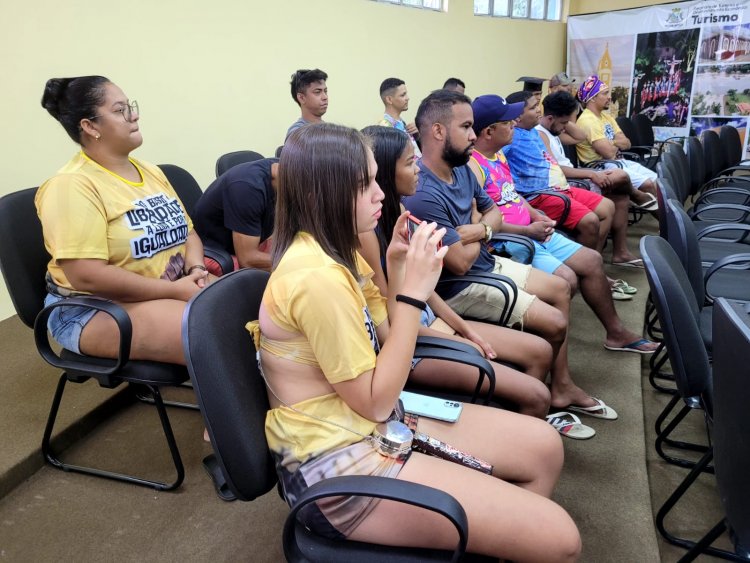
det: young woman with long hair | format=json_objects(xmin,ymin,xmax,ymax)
[
  {"xmin": 359, "ymin": 125, "xmax": 554, "ymax": 417},
  {"xmin": 248, "ymin": 122, "xmax": 580, "ymax": 561}
]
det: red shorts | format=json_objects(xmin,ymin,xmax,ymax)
[
  {"xmin": 530, "ymin": 187, "xmax": 603, "ymax": 230},
  {"xmin": 204, "ymin": 254, "xmax": 240, "ymax": 277}
]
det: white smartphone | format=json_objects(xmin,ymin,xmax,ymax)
[{"xmin": 400, "ymin": 391, "xmax": 463, "ymax": 423}]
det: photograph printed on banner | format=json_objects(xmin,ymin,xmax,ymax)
[
  {"xmin": 690, "ymin": 116, "xmax": 750, "ymax": 159},
  {"xmin": 699, "ymin": 23, "xmax": 750, "ymax": 63},
  {"xmin": 692, "ymin": 64, "xmax": 750, "ymax": 116},
  {"xmin": 569, "ymin": 34, "xmax": 634, "ymax": 117},
  {"xmin": 629, "ymin": 28, "xmax": 700, "ymax": 128}
]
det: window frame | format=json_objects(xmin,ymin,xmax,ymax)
[
  {"xmin": 371, "ymin": 0, "xmax": 445, "ymax": 12},
  {"xmin": 474, "ymin": 0, "xmax": 561, "ymax": 21}
]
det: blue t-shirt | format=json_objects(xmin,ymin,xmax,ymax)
[
  {"xmin": 503, "ymin": 127, "xmax": 568, "ymax": 197},
  {"xmin": 401, "ymin": 162, "xmax": 496, "ymax": 299}
]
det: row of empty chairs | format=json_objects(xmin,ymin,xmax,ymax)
[{"xmin": 641, "ymin": 122, "xmax": 750, "ymax": 561}]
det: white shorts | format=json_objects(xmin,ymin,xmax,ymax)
[{"xmin": 605, "ymin": 159, "xmax": 657, "ymax": 189}]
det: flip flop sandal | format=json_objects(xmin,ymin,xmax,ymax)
[
  {"xmin": 611, "ymin": 279, "xmax": 637, "ymax": 294},
  {"xmin": 604, "ymin": 338, "xmax": 658, "ymax": 354},
  {"xmin": 546, "ymin": 412, "xmax": 596, "ymax": 440},
  {"xmin": 564, "ymin": 397, "xmax": 618, "ymax": 420},
  {"xmin": 631, "ymin": 193, "xmax": 659, "ymax": 212},
  {"xmin": 611, "ymin": 258, "xmax": 644, "ymax": 269},
  {"xmin": 611, "ymin": 288, "xmax": 633, "ymax": 301}
]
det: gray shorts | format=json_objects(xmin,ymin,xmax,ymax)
[{"xmin": 44, "ymin": 293, "xmax": 98, "ymax": 354}]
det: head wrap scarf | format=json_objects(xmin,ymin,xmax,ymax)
[{"xmin": 578, "ymin": 75, "xmax": 609, "ymax": 104}]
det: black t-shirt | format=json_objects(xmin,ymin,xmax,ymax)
[{"xmin": 192, "ymin": 158, "xmax": 278, "ymax": 254}]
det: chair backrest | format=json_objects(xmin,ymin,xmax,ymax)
[
  {"xmin": 664, "ymin": 199, "xmax": 707, "ymax": 307},
  {"xmin": 274, "ymin": 145, "xmax": 284, "ymax": 158},
  {"xmin": 641, "ymin": 235, "xmax": 712, "ymax": 410},
  {"xmin": 685, "ymin": 136, "xmax": 707, "ymax": 194},
  {"xmin": 656, "ymin": 179, "xmax": 679, "ymax": 239},
  {"xmin": 215, "ymin": 150, "xmax": 264, "ymax": 178},
  {"xmin": 633, "ymin": 114, "xmax": 655, "ymax": 147},
  {"xmin": 158, "ymin": 164, "xmax": 203, "ymax": 218},
  {"xmin": 182, "ymin": 268, "xmax": 276, "ymax": 501},
  {"xmin": 701, "ymin": 129, "xmax": 725, "ymax": 180},
  {"xmin": 0, "ymin": 188, "xmax": 49, "ymax": 328},
  {"xmin": 712, "ymin": 297, "xmax": 750, "ymax": 549},
  {"xmin": 616, "ymin": 116, "xmax": 640, "ymax": 146},
  {"xmin": 562, "ymin": 142, "xmax": 579, "ymax": 168},
  {"xmin": 719, "ymin": 125, "xmax": 743, "ymax": 169},
  {"xmin": 660, "ymin": 147, "xmax": 690, "ymax": 203}
]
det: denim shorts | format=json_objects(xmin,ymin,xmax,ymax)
[{"xmin": 44, "ymin": 293, "xmax": 98, "ymax": 354}]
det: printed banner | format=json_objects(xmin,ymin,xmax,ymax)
[{"xmin": 568, "ymin": 0, "xmax": 750, "ymax": 158}]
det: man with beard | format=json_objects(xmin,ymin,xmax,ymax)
[
  {"xmin": 378, "ymin": 77, "xmax": 420, "ymax": 156},
  {"xmin": 537, "ymin": 91, "xmax": 656, "ymax": 268},
  {"xmin": 285, "ymin": 68, "xmax": 328, "ymax": 141},
  {"xmin": 575, "ymin": 75, "xmax": 658, "ymax": 204},
  {"xmin": 402, "ymin": 89, "xmax": 617, "ymax": 426}
]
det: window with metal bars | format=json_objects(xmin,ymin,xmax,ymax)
[{"xmin": 474, "ymin": 0, "xmax": 561, "ymax": 21}]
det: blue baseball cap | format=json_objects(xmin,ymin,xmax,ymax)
[{"xmin": 471, "ymin": 94, "xmax": 525, "ymax": 134}]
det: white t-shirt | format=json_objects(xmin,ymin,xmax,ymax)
[{"xmin": 536, "ymin": 124, "xmax": 573, "ymax": 167}]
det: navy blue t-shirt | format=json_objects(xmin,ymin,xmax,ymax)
[
  {"xmin": 401, "ymin": 162, "xmax": 496, "ymax": 299},
  {"xmin": 192, "ymin": 158, "xmax": 278, "ymax": 254}
]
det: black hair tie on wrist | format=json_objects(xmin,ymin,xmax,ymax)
[{"xmin": 395, "ymin": 294, "xmax": 427, "ymax": 311}]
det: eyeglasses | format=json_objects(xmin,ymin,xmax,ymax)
[{"xmin": 88, "ymin": 101, "xmax": 139, "ymax": 123}]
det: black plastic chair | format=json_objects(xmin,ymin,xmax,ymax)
[
  {"xmin": 215, "ymin": 150, "xmax": 264, "ymax": 178},
  {"xmin": 641, "ymin": 236, "xmax": 722, "ymax": 557},
  {"xmin": 182, "ymin": 268, "xmax": 480, "ymax": 562},
  {"xmin": 665, "ymin": 200, "xmax": 750, "ymax": 305},
  {"xmin": 158, "ymin": 163, "xmax": 234, "ymax": 275},
  {"xmin": 719, "ymin": 125, "xmax": 749, "ymax": 170},
  {"xmin": 679, "ymin": 298, "xmax": 750, "ymax": 562},
  {"xmin": 702, "ymin": 130, "xmax": 750, "ymax": 184},
  {"xmin": 617, "ymin": 115, "xmax": 657, "ymax": 168},
  {"xmin": 0, "ymin": 188, "xmax": 188, "ymax": 491},
  {"xmin": 641, "ymin": 234, "xmax": 712, "ymax": 468}
]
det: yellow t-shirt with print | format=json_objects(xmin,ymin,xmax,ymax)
[
  {"xmin": 257, "ymin": 232, "xmax": 388, "ymax": 470},
  {"xmin": 35, "ymin": 152, "xmax": 193, "ymax": 293},
  {"xmin": 575, "ymin": 109, "xmax": 622, "ymax": 164}
]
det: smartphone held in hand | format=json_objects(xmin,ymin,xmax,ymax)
[{"xmin": 407, "ymin": 214, "xmax": 442, "ymax": 248}]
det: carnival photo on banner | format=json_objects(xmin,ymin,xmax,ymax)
[{"xmin": 568, "ymin": 0, "xmax": 750, "ymax": 158}]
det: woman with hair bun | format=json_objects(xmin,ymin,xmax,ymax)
[{"xmin": 37, "ymin": 76, "xmax": 208, "ymax": 364}]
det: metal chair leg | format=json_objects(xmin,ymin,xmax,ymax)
[
  {"xmin": 42, "ymin": 374, "xmax": 185, "ymax": 491},
  {"xmin": 654, "ymin": 395, "xmax": 712, "ymax": 471},
  {"xmin": 135, "ymin": 381, "xmax": 200, "ymax": 411},
  {"xmin": 649, "ymin": 342, "xmax": 677, "ymax": 394}
]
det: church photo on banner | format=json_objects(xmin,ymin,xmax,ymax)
[{"xmin": 568, "ymin": 0, "xmax": 750, "ymax": 158}]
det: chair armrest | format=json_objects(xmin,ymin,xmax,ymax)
[
  {"xmin": 620, "ymin": 150, "xmax": 645, "ymax": 163},
  {"xmin": 202, "ymin": 243, "xmax": 235, "ymax": 275},
  {"xmin": 438, "ymin": 272, "xmax": 518, "ymax": 327},
  {"xmin": 525, "ymin": 189, "xmax": 571, "ymax": 227},
  {"xmin": 414, "ymin": 337, "xmax": 495, "ymax": 405},
  {"xmin": 704, "ymin": 253, "xmax": 750, "ymax": 304},
  {"xmin": 717, "ymin": 165, "xmax": 750, "ymax": 177},
  {"xmin": 567, "ymin": 179, "xmax": 590, "ymax": 190},
  {"xmin": 34, "ymin": 296, "xmax": 132, "ymax": 377},
  {"xmin": 690, "ymin": 203, "xmax": 750, "ymax": 224},
  {"xmin": 489, "ymin": 233, "xmax": 536, "ymax": 263},
  {"xmin": 580, "ymin": 159, "xmax": 623, "ymax": 169},
  {"xmin": 701, "ymin": 176, "xmax": 750, "ymax": 192},
  {"xmin": 696, "ymin": 222, "xmax": 750, "ymax": 245},
  {"xmin": 283, "ymin": 475, "xmax": 468, "ymax": 563},
  {"xmin": 694, "ymin": 187, "xmax": 750, "ymax": 209}
]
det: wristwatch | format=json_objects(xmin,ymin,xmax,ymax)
[{"xmin": 480, "ymin": 222, "xmax": 493, "ymax": 243}]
